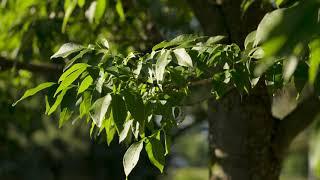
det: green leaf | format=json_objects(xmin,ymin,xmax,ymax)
[
  {"xmin": 119, "ymin": 119, "xmax": 133, "ymax": 143},
  {"xmin": 145, "ymin": 137, "xmax": 165, "ymax": 173},
  {"xmin": 244, "ymin": 31, "xmax": 256, "ymax": 49},
  {"xmin": 78, "ymin": 0, "xmax": 85, "ymax": 8},
  {"xmin": 59, "ymin": 63, "xmax": 89, "ymax": 82},
  {"xmin": 155, "ymin": 49, "xmax": 171, "ymax": 82},
  {"xmin": 12, "ymin": 82, "xmax": 55, "ymax": 106},
  {"xmin": 90, "ymin": 94, "xmax": 112, "ymax": 127},
  {"xmin": 152, "ymin": 34, "xmax": 204, "ymax": 51},
  {"xmin": 123, "ymin": 140, "xmax": 144, "ymax": 177},
  {"xmin": 164, "ymin": 132, "xmax": 171, "ymax": 156},
  {"xmin": 51, "ymin": 43, "xmax": 84, "ymax": 59},
  {"xmin": 309, "ymin": 38, "xmax": 320, "ymax": 84},
  {"xmin": 116, "ymin": 0, "xmax": 125, "ymax": 22},
  {"xmin": 78, "ymin": 75, "xmax": 93, "ymax": 94},
  {"xmin": 112, "ymin": 94, "xmax": 127, "ymax": 133},
  {"xmin": 206, "ymin": 36, "xmax": 225, "ymax": 45},
  {"xmin": 48, "ymin": 88, "xmax": 69, "ymax": 115},
  {"xmin": 64, "ymin": 48, "xmax": 92, "ymax": 71},
  {"xmin": 173, "ymin": 48, "xmax": 193, "ymax": 68},
  {"xmin": 96, "ymin": 69, "xmax": 107, "ymax": 93},
  {"xmin": 123, "ymin": 91, "xmax": 145, "ymax": 134},
  {"xmin": 95, "ymin": 0, "xmax": 107, "ymax": 23},
  {"xmin": 80, "ymin": 91, "xmax": 92, "ymax": 118},
  {"xmin": 97, "ymin": 38, "xmax": 110, "ymax": 49},
  {"xmin": 59, "ymin": 89, "xmax": 77, "ymax": 127},
  {"xmin": 54, "ymin": 67, "xmax": 87, "ymax": 97},
  {"xmin": 254, "ymin": 8, "xmax": 285, "ymax": 47},
  {"xmin": 59, "ymin": 107, "xmax": 73, "ymax": 128},
  {"xmin": 104, "ymin": 111, "xmax": 116, "ymax": 146},
  {"xmin": 62, "ymin": 0, "xmax": 78, "ymax": 33}
]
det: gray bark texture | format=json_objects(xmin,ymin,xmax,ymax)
[{"xmin": 186, "ymin": 0, "xmax": 320, "ymax": 179}]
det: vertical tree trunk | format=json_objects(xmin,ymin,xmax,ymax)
[
  {"xmin": 187, "ymin": 1, "xmax": 320, "ymax": 179},
  {"xmin": 208, "ymin": 84, "xmax": 282, "ymax": 180}
]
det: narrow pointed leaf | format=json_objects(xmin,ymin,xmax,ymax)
[
  {"xmin": 123, "ymin": 141, "xmax": 144, "ymax": 177},
  {"xmin": 119, "ymin": 119, "xmax": 133, "ymax": 143},
  {"xmin": 145, "ymin": 137, "xmax": 165, "ymax": 172},
  {"xmin": 155, "ymin": 50, "xmax": 171, "ymax": 82},
  {"xmin": 173, "ymin": 48, "xmax": 193, "ymax": 67},
  {"xmin": 12, "ymin": 82, "xmax": 55, "ymax": 106},
  {"xmin": 309, "ymin": 38, "xmax": 320, "ymax": 84},
  {"xmin": 54, "ymin": 67, "xmax": 87, "ymax": 97},
  {"xmin": 78, "ymin": 75, "xmax": 93, "ymax": 94},
  {"xmin": 90, "ymin": 94, "xmax": 112, "ymax": 127},
  {"xmin": 59, "ymin": 63, "xmax": 89, "ymax": 82},
  {"xmin": 48, "ymin": 88, "xmax": 69, "ymax": 115},
  {"xmin": 123, "ymin": 91, "xmax": 145, "ymax": 133},
  {"xmin": 51, "ymin": 43, "xmax": 83, "ymax": 59},
  {"xmin": 112, "ymin": 94, "xmax": 127, "ymax": 133}
]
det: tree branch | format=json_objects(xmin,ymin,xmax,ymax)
[
  {"xmin": 0, "ymin": 56, "xmax": 62, "ymax": 74},
  {"xmin": 273, "ymin": 94, "xmax": 320, "ymax": 154}
]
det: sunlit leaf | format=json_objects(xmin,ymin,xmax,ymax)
[
  {"xmin": 54, "ymin": 67, "xmax": 87, "ymax": 96},
  {"xmin": 145, "ymin": 137, "xmax": 165, "ymax": 172},
  {"xmin": 173, "ymin": 48, "xmax": 193, "ymax": 68},
  {"xmin": 116, "ymin": 0, "xmax": 125, "ymax": 22},
  {"xmin": 90, "ymin": 94, "xmax": 112, "ymax": 127},
  {"xmin": 123, "ymin": 141, "xmax": 144, "ymax": 177},
  {"xmin": 48, "ymin": 88, "xmax": 69, "ymax": 115},
  {"xmin": 51, "ymin": 43, "xmax": 84, "ymax": 59},
  {"xmin": 12, "ymin": 82, "xmax": 55, "ymax": 106},
  {"xmin": 95, "ymin": 0, "xmax": 107, "ymax": 23},
  {"xmin": 155, "ymin": 49, "xmax": 171, "ymax": 82},
  {"xmin": 309, "ymin": 38, "xmax": 320, "ymax": 84},
  {"xmin": 78, "ymin": 75, "xmax": 93, "ymax": 94},
  {"xmin": 119, "ymin": 119, "xmax": 133, "ymax": 143}
]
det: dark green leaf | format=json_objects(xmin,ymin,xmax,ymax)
[{"xmin": 112, "ymin": 94, "xmax": 127, "ymax": 133}]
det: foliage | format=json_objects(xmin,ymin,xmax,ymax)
[{"xmin": 8, "ymin": 0, "xmax": 320, "ymax": 178}]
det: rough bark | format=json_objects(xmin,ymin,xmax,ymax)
[
  {"xmin": 208, "ymin": 83, "xmax": 282, "ymax": 180},
  {"xmin": 186, "ymin": 0, "xmax": 319, "ymax": 180}
]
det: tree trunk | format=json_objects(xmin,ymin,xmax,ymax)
[
  {"xmin": 208, "ymin": 84, "xmax": 282, "ymax": 180},
  {"xmin": 186, "ymin": 1, "xmax": 320, "ymax": 179}
]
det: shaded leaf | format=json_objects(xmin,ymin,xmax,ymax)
[{"xmin": 112, "ymin": 94, "xmax": 127, "ymax": 133}]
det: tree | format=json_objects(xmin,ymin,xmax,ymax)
[{"xmin": 3, "ymin": 0, "xmax": 320, "ymax": 179}]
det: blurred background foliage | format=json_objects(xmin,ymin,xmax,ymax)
[{"xmin": 0, "ymin": 0, "xmax": 319, "ymax": 179}]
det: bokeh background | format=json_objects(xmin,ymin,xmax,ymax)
[{"xmin": 0, "ymin": 0, "xmax": 319, "ymax": 179}]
